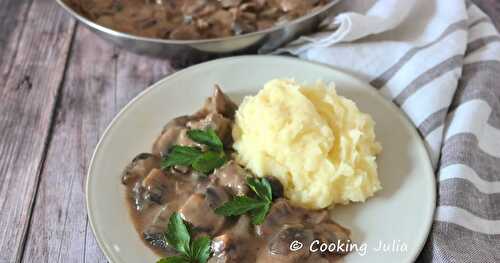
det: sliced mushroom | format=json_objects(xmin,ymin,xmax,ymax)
[
  {"xmin": 131, "ymin": 181, "xmax": 147, "ymax": 211},
  {"xmin": 312, "ymin": 223, "xmax": 351, "ymax": 255},
  {"xmin": 143, "ymin": 206, "xmax": 181, "ymax": 251},
  {"xmin": 121, "ymin": 153, "xmax": 160, "ymax": 185},
  {"xmin": 256, "ymin": 199, "xmax": 302, "ymax": 237},
  {"xmin": 142, "ymin": 168, "xmax": 167, "ymax": 204},
  {"xmin": 143, "ymin": 232, "xmax": 169, "ymax": 250},
  {"xmin": 257, "ymin": 224, "xmax": 313, "ymax": 262},
  {"xmin": 265, "ymin": 176, "xmax": 284, "ymax": 199},
  {"xmin": 256, "ymin": 198, "xmax": 339, "ymax": 238}
]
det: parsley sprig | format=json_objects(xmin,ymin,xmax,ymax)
[
  {"xmin": 215, "ymin": 177, "xmax": 273, "ymax": 225},
  {"xmin": 157, "ymin": 213, "xmax": 212, "ymax": 263},
  {"xmin": 186, "ymin": 128, "xmax": 223, "ymax": 151},
  {"xmin": 161, "ymin": 128, "xmax": 227, "ymax": 174}
]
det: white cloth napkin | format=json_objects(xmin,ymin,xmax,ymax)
[{"xmin": 280, "ymin": 0, "xmax": 500, "ymax": 262}]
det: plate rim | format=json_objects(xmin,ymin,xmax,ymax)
[{"xmin": 86, "ymin": 55, "xmax": 436, "ymax": 263}]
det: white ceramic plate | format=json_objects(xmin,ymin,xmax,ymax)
[{"xmin": 87, "ymin": 55, "xmax": 435, "ymax": 263}]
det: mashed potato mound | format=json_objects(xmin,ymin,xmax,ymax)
[{"xmin": 232, "ymin": 79, "xmax": 382, "ymax": 209}]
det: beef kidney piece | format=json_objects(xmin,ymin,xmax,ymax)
[
  {"xmin": 187, "ymin": 112, "xmax": 233, "ymax": 146},
  {"xmin": 212, "ymin": 161, "xmax": 250, "ymax": 196},
  {"xmin": 209, "ymin": 215, "xmax": 254, "ymax": 263},
  {"xmin": 178, "ymin": 193, "xmax": 226, "ymax": 235},
  {"xmin": 152, "ymin": 116, "xmax": 194, "ymax": 156},
  {"xmin": 195, "ymin": 86, "xmax": 238, "ymax": 119},
  {"xmin": 256, "ymin": 224, "xmax": 314, "ymax": 263}
]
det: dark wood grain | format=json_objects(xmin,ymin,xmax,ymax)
[
  {"xmin": 20, "ymin": 25, "xmax": 173, "ymax": 263},
  {"xmin": 0, "ymin": 0, "xmax": 76, "ymax": 262},
  {"xmin": 0, "ymin": 0, "xmax": 33, "ymax": 84}
]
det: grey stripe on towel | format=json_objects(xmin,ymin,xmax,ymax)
[
  {"xmin": 370, "ymin": 20, "xmax": 467, "ymax": 89},
  {"xmin": 441, "ymin": 133, "xmax": 500, "ymax": 182},
  {"xmin": 438, "ymin": 179, "xmax": 500, "ymax": 220}
]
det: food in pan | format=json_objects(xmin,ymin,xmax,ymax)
[{"xmin": 65, "ymin": 0, "xmax": 331, "ymax": 40}]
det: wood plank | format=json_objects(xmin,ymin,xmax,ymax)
[
  {"xmin": 0, "ymin": 0, "xmax": 33, "ymax": 84},
  {"xmin": 0, "ymin": 0, "xmax": 76, "ymax": 262},
  {"xmin": 20, "ymin": 25, "xmax": 174, "ymax": 263}
]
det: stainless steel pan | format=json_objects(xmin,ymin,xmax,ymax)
[{"xmin": 56, "ymin": 0, "xmax": 341, "ymax": 66}]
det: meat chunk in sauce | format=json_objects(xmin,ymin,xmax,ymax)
[
  {"xmin": 209, "ymin": 215, "xmax": 254, "ymax": 263},
  {"xmin": 212, "ymin": 161, "xmax": 250, "ymax": 196},
  {"xmin": 121, "ymin": 86, "xmax": 351, "ymax": 262},
  {"xmin": 255, "ymin": 199, "xmax": 351, "ymax": 262},
  {"xmin": 152, "ymin": 86, "xmax": 236, "ymax": 156},
  {"xmin": 259, "ymin": 224, "xmax": 314, "ymax": 262},
  {"xmin": 121, "ymin": 153, "xmax": 161, "ymax": 211},
  {"xmin": 152, "ymin": 115, "xmax": 195, "ymax": 156},
  {"xmin": 194, "ymin": 85, "xmax": 238, "ymax": 120},
  {"xmin": 257, "ymin": 199, "xmax": 344, "ymax": 236},
  {"xmin": 179, "ymin": 192, "xmax": 226, "ymax": 235}
]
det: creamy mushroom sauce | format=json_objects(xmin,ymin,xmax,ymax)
[
  {"xmin": 121, "ymin": 87, "xmax": 352, "ymax": 262},
  {"xmin": 64, "ymin": 0, "xmax": 329, "ymax": 39}
]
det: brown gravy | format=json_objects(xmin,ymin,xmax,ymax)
[
  {"xmin": 121, "ymin": 86, "xmax": 352, "ymax": 262},
  {"xmin": 64, "ymin": 0, "xmax": 330, "ymax": 40}
]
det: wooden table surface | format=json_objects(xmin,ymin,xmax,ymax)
[{"xmin": 0, "ymin": 0, "xmax": 498, "ymax": 262}]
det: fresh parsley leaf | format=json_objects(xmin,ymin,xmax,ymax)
[
  {"xmin": 192, "ymin": 151, "xmax": 226, "ymax": 174},
  {"xmin": 161, "ymin": 129, "xmax": 227, "ymax": 174},
  {"xmin": 157, "ymin": 256, "xmax": 189, "ymax": 263},
  {"xmin": 215, "ymin": 178, "xmax": 274, "ymax": 225},
  {"xmin": 160, "ymin": 213, "xmax": 213, "ymax": 263},
  {"xmin": 246, "ymin": 177, "xmax": 272, "ymax": 202},
  {"xmin": 214, "ymin": 196, "xmax": 267, "ymax": 216},
  {"xmin": 187, "ymin": 128, "xmax": 224, "ymax": 151},
  {"xmin": 161, "ymin": 146, "xmax": 202, "ymax": 170},
  {"xmin": 191, "ymin": 236, "xmax": 212, "ymax": 263},
  {"xmin": 250, "ymin": 203, "xmax": 270, "ymax": 225},
  {"xmin": 165, "ymin": 213, "xmax": 191, "ymax": 255}
]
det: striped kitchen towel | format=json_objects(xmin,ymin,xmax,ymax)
[{"xmin": 280, "ymin": 0, "xmax": 500, "ymax": 262}]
